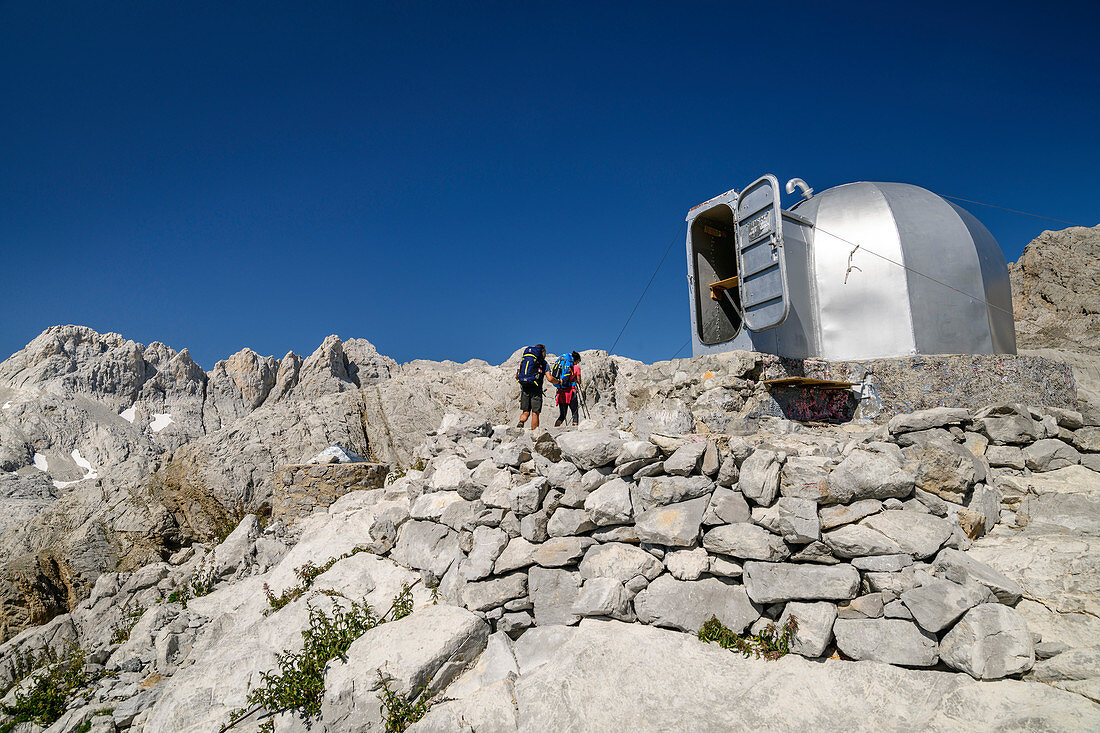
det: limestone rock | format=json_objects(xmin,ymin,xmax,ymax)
[
  {"xmin": 939, "ymin": 603, "xmax": 1035, "ymax": 680},
  {"xmin": 777, "ymin": 601, "xmax": 837, "ymax": 658},
  {"xmin": 742, "ymin": 562, "xmax": 860, "ymax": 604},
  {"xmin": 900, "ymin": 577, "xmax": 991, "ymax": 633},
  {"xmin": 702, "ymin": 487, "xmax": 751, "ymax": 525},
  {"xmin": 555, "ymin": 430, "xmax": 623, "ymax": 471},
  {"xmin": 888, "ymin": 408, "xmax": 970, "ymax": 434},
  {"xmin": 323, "ymin": 604, "xmax": 489, "ymax": 730},
  {"xmin": 738, "ymin": 450, "xmax": 781, "ymax": 507},
  {"xmin": 932, "ymin": 548, "xmax": 1024, "ymax": 605},
  {"xmin": 1023, "ymin": 438, "xmax": 1081, "ymax": 472},
  {"xmin": 664, "ymin": 548, "xmax": 709, "ymax": 581},
  {"xmin": 823, "ymin": 524, "xmax": 903, "ymax": 558},
  {"xmin": 634, "ymin": 574, "xmax": 759, "ymax": 633},
  {"xmin": 528, "ymin": 567, "xmax": 582, "ymax": 626},
  {"xmin": 827, "ymin": 450, "xmax": 916, "ymax": 504},
  {"xmin": 702, "ymin": 523, "xmax": 790, "ymax": 562},
  {"xmin": 634, "ymin": 497, "xmax": 708, "ymax": 547},
  {"xmin": 833, "ymin": 618, "xmax": 938, "ymax": 667},
  {"xmin": 583, "ymin": 477, "xmax": 633, "ymax": 526},
  {"xmin": 860, "ymin": 511, "xmax": 954, "ymax": 559},
  {"xmin": 578, "ymin": 543, "xmax": 663, "ymax": 584},
  {"xmin": 663, "ymin": 442, "xmax": 707, "ymax": 476},
  {"xmin": 751, "ymin": 497, "xmax": 820, "ymax": 544}
]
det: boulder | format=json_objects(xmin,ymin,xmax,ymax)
[
  {"xmin": 323, "ymin": 604, "xmax": 489, "ymax": 730},
  {"xmin": 818, "ymin": 499, "xmax": 883, "ymax": 530},
  {"xmin": 1023, "ymin": 439, "xmax": 1081, "ymax": 472},
  {"xmin": 702, "ymin": 487, "xmax": 751, "ymax": 525},
  {"xmin": 738, "ymin": 450, "xmax": 781, "ymax": 506},
  {"xmin": 823, "ymin": 524, "xmax": 903, "ymax": 558},
  {"xmin": 702, "ymin": 523, "xmax": 790, "ymax": 562},
  {"xmin": 556, "ymin": 430, "xmax": 623, "ymax": 470},
  {"xmin": 777, "ymin": 601, "xmax": 838, "ymax": 658},
  {"xmin": 634, "ymin": 574, "xmax": 759, "ymax": 633},
  {"xmin": 634, "ymin": 497, "xmax": 709, "ymax": 547},
  {"xmin": 494, "ymin": 537, "xmax": 538, "ymax": 574},
  {"xmin": 547, "ymin": 507, "xmax": 596, "ymax": 537},
  {"xmin": 632, "ymin": 475, "xmax": 713, "ymax": 511},
  {"xmin": 663, "ymin": 442, "xmax": 707, "ymax": 476},
  {"xmin": 900, "ymin": 577, "xmax": 991, "ymax": 633},
  {"xmin": 888, "ymin": 408, "xmax": 970, "ymax": 434},
  {"xmin": 986, "ymin": 445, "xmax": 1026, "ymax": 469},
  {"xmin": 665, "ymin": 548, "xmax": 709, "ymax": 581},
  {"xmin": 578, "ymin": 542, "xmax": 663, "ymax": 584},
  {"xmin": 572, "ymin": 577, "xmax": 633, "ymax": 620},
  {"xmin": 617, "ymin": 440, "xmax": 659, "ymax": 465},
  {"xmin": 860, "ymin": 511, "xmax": 954, "ymax": 559},
  {"xmin": 939, "ymin": 603, "xmax": 1035, "ymax": 680},
  {"xmin": 391, "ymin": 520, "xmax": 461, "ymax": 580},
  {"xmin": 751, "ymin": 497, "xmax": 820, "ymax": 544},
  {"xmin": 778, "ymin": 455, "xmax": 832, "ymax": 502},
  {"xmin": 910, "ymin": 436, "xmax": 978, "ymax": 503},
  {"xmin": 460, "ymin": 572, "xmax": 529, "ymax": 612},
  {"xmin": 509, "ymin": 477, "xmax": 550, "ymax": 516},
  {"xmin": 931, "ymin": 548, "xmax": 1024, "ymax": 605},
  {"xmin": 529, "ymin": 537, "xmax": 597, "ymax": 568},
  {"xmin": 583, "ymin": 477, "xmax": 634, "ymax": 526},
  {"xmin": 528, "ymin": 567, "xmax": 583, "ymax": 626},
  {"xmin": 979, "ymin": 414, "xmax": 1040, "ymax": 445},
  {"xmin": 742, "ymin": 562, "xmax": 860, "ymax": 604},
  {"xmin": 826, "ymin": 450, "xmax": 915, "ymax": 504},
  {"xmin": 460, "ymin": 526, "xmax": 509, "ymax": 581},
  {"xmin": 832, "ymin": 618, "xmax": 938, "ymax": 667}
]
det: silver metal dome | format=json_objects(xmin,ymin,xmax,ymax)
[{"xmin": 685, "ymin": 176, "xmax": 1017, "ymax": 361}]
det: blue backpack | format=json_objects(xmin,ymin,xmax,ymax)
[
  {"xmin": 516, "ymin": 347, "xmax": 543, "ymax": 384},
  {"xmin": 552, "ymin": 353, "xmax": 574, "ymax": 389}
]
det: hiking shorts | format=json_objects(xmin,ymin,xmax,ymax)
[{"xmin": 520, "ymin": 383, "xmax": 543, "ymax": 412}]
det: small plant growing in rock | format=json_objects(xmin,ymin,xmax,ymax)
[
  {"xmin": 697, "ymin": 615, "xmax": 798, "ymax": 661},
  {"xmin": 166, "ymin": 560, "xmax": 217, "ymax": 608},
  {"xmin": 110, "ymin": 601, "xmax": 146, "ymax": 645},
  {"xmin": 377, "ymin": 671, "xmax": 434, "ymax": 733},
  {"xmin": 262, "ymin": 548, "xmax": 367, "ymax": 615},
  {"xmin": 222, "ymin": 581, "xmax": 419, "ymax": 732},
  {"xmin": 1, "ymin": 646, "xmax": 51, "ymax": 699},
  {"xmin": 0, "ymin": 644, "xmax": 102, "ymax": 732}
]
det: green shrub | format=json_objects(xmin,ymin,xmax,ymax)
[
  {"xmin": 0, "ymin": 645, "xmax": 102, "ymax": 732},
  {"xmin": 166, "ymin": 560, "xmax": 218, "ymax": 608},
  {"xmin": 224, "ymin": 582, "xmax": 418, "ymax": 732},
  {"xmin": 698, "ymin": 615, "xmax": 798, "ymax": 660},
  {"xmin": 263, "ymin": 548, "xmax": 367, "ymax": 615},
  {"xmin": 110, "ymin": 601, "xmax": 146, "ymax": 645},
  {"xmin": 377, "ymin": 671, "xmax": 433, "ymax": 733}
]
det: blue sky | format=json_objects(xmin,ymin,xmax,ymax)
[{"xmin": 1, "ymin": 1, "xmax": 1097, "ymax": 368}]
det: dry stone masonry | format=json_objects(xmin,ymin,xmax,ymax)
[{"xmin": 339, "ymin": 400, "xmax": 1100, "ymax": 685}]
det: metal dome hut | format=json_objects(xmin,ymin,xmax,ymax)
[{"xmin": 685, "ymin": 175, "xmax": 1017, "ymax": 361}]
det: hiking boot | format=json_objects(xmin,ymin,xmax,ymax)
[
  {"xmin": 554, "ymin": 419, "xmax": 563, "ymax": 427},
  {"xmin": 516, "ymin": 421, "xmax": 525, "ymax": 428}
]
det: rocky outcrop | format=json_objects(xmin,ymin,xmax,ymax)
[{"xmin": 1010, "ymin": 224, "xmax": 1100, "ymax": 417}]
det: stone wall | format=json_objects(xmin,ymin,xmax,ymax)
[
  {"xmin": 377, "ymin": 403, "xmax": 1099, "ymax": 680},
  {"xmin": 756, "ymin": 353, "xmax": 1076, "ymax": 421},
  {"xmin": 273, "ymin": 462, "xmax": 390, "ymax": 525}
]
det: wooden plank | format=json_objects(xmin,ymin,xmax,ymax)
[
  {"xmin": 762, "ymin": 377, "xmax": 856, "ymax": 390},
  {"xmin": 709, "ymin": 275, "xmax": 740, "ymax": 301}
]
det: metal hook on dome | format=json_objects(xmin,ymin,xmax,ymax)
[{"xmin": 785, "ymin": 178, "xmax": 814, "ymax": 200}]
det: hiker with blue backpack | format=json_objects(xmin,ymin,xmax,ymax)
[
  {"xmin": 551, "ymin": 351, "xmax": 582, "ymax": 427},
  {"xmin": 515, "ymin": 344, "xmax": 550, "ymax": 429}
]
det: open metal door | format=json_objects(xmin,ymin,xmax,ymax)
[{"xmin": 735, "ymin": 174, "xmax": 790, "ymax": 331}]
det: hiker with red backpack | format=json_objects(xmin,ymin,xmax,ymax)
[
  {"xmin": 551, "ymin": 351, "xmax": 582, "ymax": 427},
  {"xmin": 515, "ymin": 344, "xmax": 550, "ymax": 429}
]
